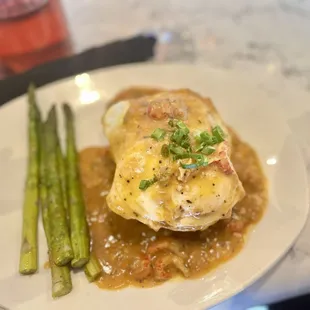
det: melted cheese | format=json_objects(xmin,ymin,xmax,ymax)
[{"xmin": 103, "ymin": 90, "xmax": 245, "ymax": 231}]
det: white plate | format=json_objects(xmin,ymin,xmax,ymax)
[{"xmin": 0, "ymin": 63, "xmax": 308, "ymax": 310}]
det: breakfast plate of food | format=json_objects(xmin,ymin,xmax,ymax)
[{"xmin": 0, "ymin": 63, "xmax": 308, "ymax": 310}]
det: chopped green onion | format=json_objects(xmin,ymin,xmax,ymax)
[
  {"xmin": 200, "ymin": 131, "xmax": 211, "ymax": 140},
  {"xmin": 173, "ymin": 153, "xmax": 194, "ymax": 160},
  {"xmin": 139, "ymin": 180, "xmax": 149, "ymax": 190},
  {"xmin": 201, "ymin": 145, "xmax": 216, "ymax": 155},
  {"xmin": 151, "ymin": 128, "xmax": 166, "ymax": 141},
  {"xmin": 212, "ymin": 126, "xmax": 225, "ymax": 143},
  {"xmin": 174, "ymin": 153, "xmax": 201, "ymax": 160},
  {"xmin": 200, "ymin": 131, "xmax": 214, "ymax": 145},
  {"xmin": 181, "ymin": 163, "xmax": 198, "ymax": 169},
  {"xmin": 173, "ymin": 152, "xmax": 196, "ymax": 160},
  {"xmin": 139, "ymin": 176, "xmax": 158, "ymax": 191},
  {"xmin": 180, "ymin": 137, "xmax": 191, "ymax": 150},
  {"xmin": 169, "ymin": 144, "xmax": 187, "ymax": 156},
  {"xmin": 195, "ymin": 135, "xmax": 202, "ymax": 144},
  {"xmin": 145, "ymin": 119, "xmax": 220, "ymax": 176},
  {"xmin": 177, "ymin": 153, "xmax": 208, "ymax": 169},
  {"xmin": 161, "ymin": 144, "xmax": 170, "ymax": 157},
  {"xmin": 193, "ymin": 154, "xmax": 207, "ymax": 167},
  {"xmin": 195, "ymin": 142, "xmax": 205, "ymax": 152},
  {"xmin": 181, "ymin": 159, "xmax": 208, "ymax": 169},
  {"xmin": 175, "ymin": 120, "xmax": 189, "ymax": 134},
  {"xmin": 211, "ymin": 136, "xmax": 218, "ymax": 144},
  {"xmin": 170, "ymin": 129, "xmax": 187, "ymax": 145},
  {"xmin": 194, "ymin": 153, "xmax": 204, "ymax": 161},
  {"xmin": 201, "ymin": 158, "xmax": 209, "ymax": 166}
]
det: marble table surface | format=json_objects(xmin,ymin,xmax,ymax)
[{"xmin": 61, "ymin": 0, "xmax": 310, "ymax": 308}]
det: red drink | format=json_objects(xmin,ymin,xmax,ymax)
[{"xmin": 0, "ymin": 0, "xmax": 72, "ymax": 75}]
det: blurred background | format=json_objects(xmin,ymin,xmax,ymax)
[
  {"xmin": 0, "ymin": 0, "xmax": 71, "ymax": 77},
  {"xmin": 1, "ymin": 0, "xmax": 310, "ymax": 309},
  {"xmin": 1, "ymin": 0, "xmax": 310, "ymax": 81}
]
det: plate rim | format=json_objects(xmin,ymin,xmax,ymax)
[{"xmin": 0, "ymin": 62, "xmax": 309, "ymax": 310}]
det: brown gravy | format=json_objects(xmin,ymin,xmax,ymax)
[{"xmin": 79, "ymin": 88, "xmax": 268, "ymax": 290}]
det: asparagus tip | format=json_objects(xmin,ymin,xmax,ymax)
[
  {"xmin": 62, "ymin": 103, "xmax": 73, "ymax": 118},
  {"xmin": 28, "ymin": 82, "xmax": 36, "ymax": 92},
  {"xmin": 47, "ymin": 104, "xmax": 57, "ymax": 118}
]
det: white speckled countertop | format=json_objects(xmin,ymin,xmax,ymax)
[{"xmin": 61, "ymin": 0, "xmax": 310, "ymax": 308}]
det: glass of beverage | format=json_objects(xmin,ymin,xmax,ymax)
[{"xmin": 0, "ymin": 0, "xmax": 72, "ymax": 76}]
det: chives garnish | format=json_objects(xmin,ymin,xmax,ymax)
[
  {"xmin": 139, "ymin": 120, "xmax": 225, "ymax": 188},
  {"xmin": 180, "ymin": 137, "xmax": 191, "ymax": 150},
  {"xmin": 195, "ymin": 135, "xmax": 202, "ymax": 144},
  {"xmin": 176, "ymin": 154, "xmax": 208, "ymax": 169},
  {"xmin": 161, "ymin": 144, "xmax": 170, "ymax": 157},
  {"xmin": 200, "ymin": 131, "xmax": 215, "ymax": 145},
  {"xmin": 212, "ymin": 125, "xmax": 225, "ymax": 143},
  {"xmin": 173, "ymin": 153, "xmax": 202, "ymax": 160},
  {"xmin": 139, "ymin": 180, "xmax": 149, "ymax": 190},
  {"xmin": 200, "ymin": 131, "xmax": 211, "ymax": 140},
  {"xmin": 169, "ymin": 144, "xmax": 187, "ymax": 156},
  {"xmin": 195, "ymin": 143, "xmax": 205, "ymax": 152},
  {"xmin": 173, "ymin": 153, "xmax": 193, "ymax": 161},
  {"xmin": 193, "ymin": 154, "xmax": 208, "ymax": 167},
  {"xmin": 170, "ymin": 129, "xmax": 187, "ymax": 145},
  {"xmin": 175, "ymin": 120, "xmax": 189, "ymax": 134},
  {"xmin": 170, "ymin": 121, "xmax": 190, "ymax": 146},
  {"xmin": 181, "ymin": 163, "xmax": 198, "ymax": 169},
  {"xmin": 211, "ymin": 136, "xmax": 218, "ymax": 144},
  {"xmin": 151, "ymin": 128, "xmax": 166, "ymax": 141},
  {"xmin": 181, "ymin": 160, "xmax": 208, "ymax": 169},
  {"xmin": 201, "ymin": 145, "xmax": 216, "ymax": 155},
  {"xmin": 139, "ymin": 176, "xmax": 158, "ymax": 191},
  {"xmin": 193, "ymin": 153, "xmax": 204, "ymax": 162}
]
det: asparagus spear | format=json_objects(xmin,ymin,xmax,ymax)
[
  {"xmin": 19, "ymin": 84, "xmax": 40, "ymax": 275},
  {"xmin": 56, "ymin": 133, "xmax": 68, "ymax": 215},
  {"xmin": 46, "ymin": 106, "xmax": 73, "ymax": 266},
  {"xmin": 63, "ymin": 104, "xmax": 90, "ymax": 268},
  {"xmin": 39, "ymin": 121, "xmax": 72, "ymax": 298},
  {"xmin": 50, "ymin": 257, "xmax": 72, "ymax": 298},
  {"xmin": 84, "ymin": 253, "xmax": 102, "ymax": 282}
]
